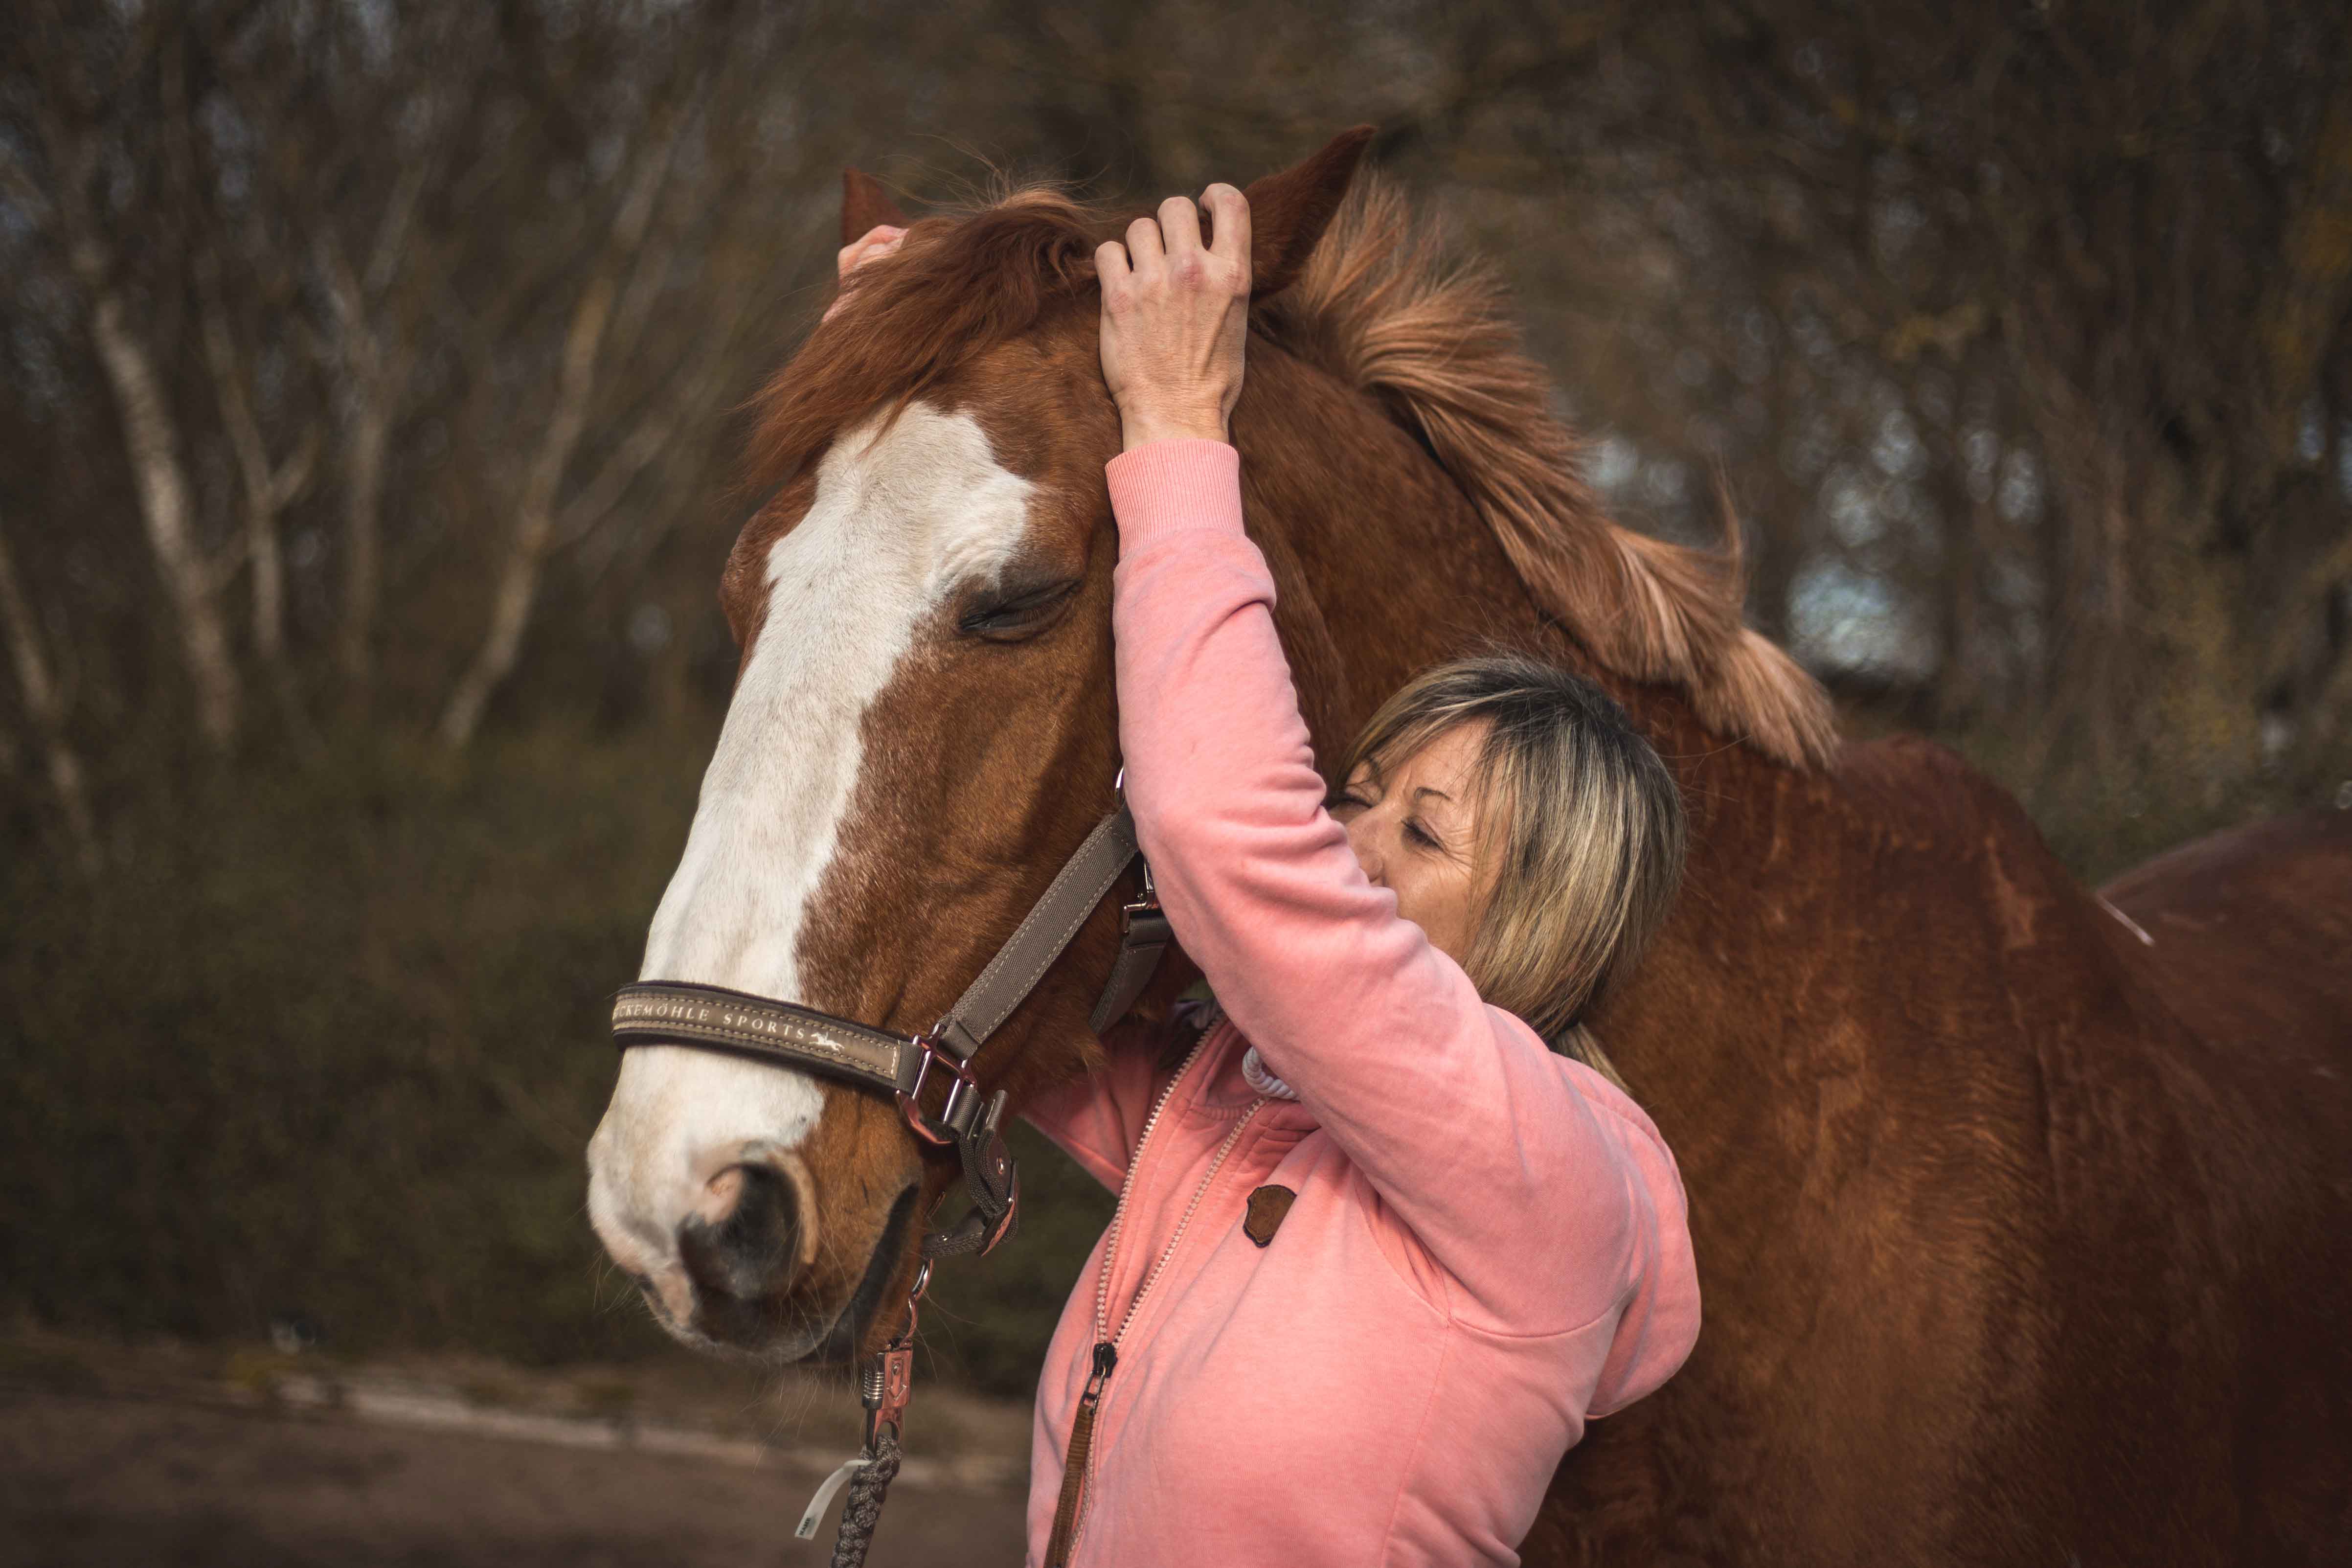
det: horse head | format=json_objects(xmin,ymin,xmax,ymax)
[{"xmin": 585, "ymin": 132, "xmax": 1379, "ymax": 1362}]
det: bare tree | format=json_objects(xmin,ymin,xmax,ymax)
[
  {"xmin": 1, "ymin": 48, "xmax": 244, "ymax": 751},
  {"xmin": 0, "ymin": 508, "xmax": 98, "ymax": 870},
  {"xmin": 195, "ymin": 251, "xmax": 318, "ymax": 676},
  {"xmin": 438, "ymin": 105, "xmax": 688, "ymax": 750},
  {"xmin": 315, "ymin": 159, "xmax": 436, "ymax": 700}
]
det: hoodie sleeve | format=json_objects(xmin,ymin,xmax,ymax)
[
  {"xmin": 1106, "ymin": 439, "xmax": 1697, "ymax": 1349},
  {"xmin": 1016, "ymin": 1021, "xmax": 1172, "ymax": 1194}
]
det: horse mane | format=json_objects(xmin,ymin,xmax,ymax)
[
  {"xmin": 1258, "ymin": 181, "xmax": 1836, "ymax": 771},
  {"xmin": 751, "ymin": 179, "xmax": 1838, "ymax": 771}
]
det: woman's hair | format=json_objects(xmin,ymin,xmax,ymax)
[{"xmin": 1340, "ymin": 655, "xmax": 1687, "ymax": 1091}]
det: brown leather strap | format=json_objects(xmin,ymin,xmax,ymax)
[
  {"xmin": 611, "ymin": 983, "xmax": 919, "ymax": 1095},
  {"xmin": 1042, "ymin": 1390, "xmax": 1100, "ymax": 1567}
]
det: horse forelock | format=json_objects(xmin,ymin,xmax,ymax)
[{"xmin": 747, "ymin": 188, "xmax": 1115, "ymax": 494}]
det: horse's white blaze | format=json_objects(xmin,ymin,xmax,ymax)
[{"xmin": 587, "ymin": 404, "xmax": 1036, "ymax": 1283}]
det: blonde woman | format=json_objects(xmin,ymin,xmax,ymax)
[{"xmin": 842, "ymin": 188, "xmax": 1697, "ymax": 1566}]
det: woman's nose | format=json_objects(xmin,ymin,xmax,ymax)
[{"xmin": 1345, "ymin": 814, "xmax": 1384, "ymax": 884}]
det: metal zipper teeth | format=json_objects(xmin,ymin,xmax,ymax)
[
  {"xmin": 1067, "ymin": 1020, "xmax": 1264, "ymax": 1562},
  {"xmin": 1089, "ymin": 1027, "xmax": 1212, "ymax": 1341},
  {"xmin": 1108, "ymin": 1099, "xmax": 1262, "ymax": 1346},
  {"xmin": 1089, "ymin": 1014, "xmax": 1270, "ymax": 1349}
]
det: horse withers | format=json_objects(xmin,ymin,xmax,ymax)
[{"xmin": 585, "ymin": 131, "xmax": 2352, "ymax": 1565}]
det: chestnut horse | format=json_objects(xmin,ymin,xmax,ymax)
[{"xmin": 586, "ymin": 131, "xmax": 2352, "ymax": 1565}]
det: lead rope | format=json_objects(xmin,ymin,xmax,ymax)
[
  {"xmin": 825, "ymin": 1433, "xmax": 900, "ymax": 1568},
  {"xmin": 798, "ymin": 1260, "xmax": 927, "ymax": 1568}
]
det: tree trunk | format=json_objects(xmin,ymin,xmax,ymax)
[
  {"xmin": 83, "ymin": 278, "xmax": 241, "ymax": 750},
  {"xmin": 436, "ymin": 274, "xmax": 615, "ymax": 750},
  {"xmin": 0, "ymin": 512, "xmax": 100, "ymax": 871},
  {"xmin": 337, "ymin": 399, "xmax": 390, "ymax": 693},
  {"xmin": 438, "ymin": 124, "xmax": 678, "ymax": 750},
  {"xmin": 197, "ymin": 273, "xmax": 316, "ymax": 668}
]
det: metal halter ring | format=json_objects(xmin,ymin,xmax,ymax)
[{"xmin": 896, "ymin": 1034, "xmax": 978, "ymax": 1148}]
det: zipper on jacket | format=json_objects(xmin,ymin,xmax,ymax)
[{"xmin": 1044, "ymin": 1026, "xmax": 1264, "ymax": 1566}]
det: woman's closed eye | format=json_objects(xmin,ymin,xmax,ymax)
[{"xmin": 1331, "ymin": 788, "xmax": 1445, "ymax": 853}]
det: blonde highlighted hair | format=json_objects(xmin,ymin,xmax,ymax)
[{"xmin": 1341, "ymin": 656, "xmax": 1687, "ymax": 1090}]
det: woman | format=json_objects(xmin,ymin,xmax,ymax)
[{"xmin": 843, "ymin": 187, "xmax": 1700, "ymax": 1566}]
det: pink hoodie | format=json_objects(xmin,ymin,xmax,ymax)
[{"xmin": 1018, "ymin": 440, "xmax": 1700, "ymax": 1567}]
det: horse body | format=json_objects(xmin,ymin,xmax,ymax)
[
  {"xmin": 586, "ymin": 135, "xmax": 2352, "ymax": 1563},
  {"xmin": 1221, "ymin": 324, "xmax": 2352, "ymax": 1565},
  {"xmin": 1540, "ymin": 733, "xmax": 2334, "ymax": 1565}
]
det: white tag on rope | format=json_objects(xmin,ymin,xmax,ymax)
[{"xmin": 795, "ymin": 1454, "xmax": 868, "ymax": 1540}]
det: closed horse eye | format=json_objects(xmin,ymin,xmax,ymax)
[{"xmin": 958, "ymin": 577, "xmax": 1082, "ymax": 642}]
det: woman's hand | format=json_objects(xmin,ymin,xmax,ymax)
[
  {"xmin": 1096, "ymin": 184, "xmax": 1252, "ymax": 451},
  {"xmin": 823, "ymin": 224, "xmax": 905, "ymax": 321}
]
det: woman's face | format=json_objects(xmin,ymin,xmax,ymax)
[{"xmin": 1331, "ymin": 720, "xmax": 1494, "ymax": 966}]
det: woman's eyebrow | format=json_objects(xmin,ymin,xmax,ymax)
[{"xmin": 1412, "ymin": 786, "xmax": 1454, "ymax": 805}]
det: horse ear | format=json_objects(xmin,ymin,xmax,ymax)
[
  {"xmin": 841, "ymin": 168, "xmax": 907, "ymax": 245},
  {"xmin": 1240, "ymin": 126, "xmax": 1375, "ymax": 298}
]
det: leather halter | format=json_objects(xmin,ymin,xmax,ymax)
[{"xmin": 611, "ymin": 803, "xmax": 1172, "ymax": 1259}]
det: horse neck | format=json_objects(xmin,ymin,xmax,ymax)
[
  {"xmin": 1233, "ymin": 342, "xmax": 2121, "ymax": 1108},
  {"xmin": 1234, "ymin": 340, "xmax": 1784, "ymax": 841}
]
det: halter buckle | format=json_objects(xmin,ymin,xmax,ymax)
[
  {"xmin": 1121, "ymin": 857, "xmax": 1160, "ymax": 931},
  {"xmin": 896, "ymin": 1032, "xmax": 978, "ymax": 1148}
]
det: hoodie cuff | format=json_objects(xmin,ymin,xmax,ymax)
[{"xmin": 1105, "ymin": 440, "xmax": 1244, "ymax": 552}]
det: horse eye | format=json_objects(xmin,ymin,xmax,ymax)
[{"xmin": 958, "ymin": 578, "xmax": 1081, "ymax": 643}]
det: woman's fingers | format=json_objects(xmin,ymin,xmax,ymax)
[
  {"xmin": 1095, "ymin": 239, "xmax": 1132, "ymax": 290},
  {"xmin": 1098, "ymin": 182, "xmax": 1251, "ymax": 451},
  {"xmin": 1200, "ymin": 184, "xmax": 1251, "ymax": 285},
  {"xmin": 1155, "ymin": 194, "xmax": 1205, "ymax": 261},
  {"xmin": 1124, "ymin": 214, "xmax": 1167, "ymax": 277},
  {"xmin": 835, "ymin": 224, "xmax": 905, "ymax": 281}
]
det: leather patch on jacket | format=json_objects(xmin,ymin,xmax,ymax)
[{"xmin": 1244, "ymin": 1184, "xmax": 1297, "ymax": 1248}]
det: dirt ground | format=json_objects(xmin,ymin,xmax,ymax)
[{"xmin": 0, "ymin": 1331, "xmax": 1032, "ymax": 1568}]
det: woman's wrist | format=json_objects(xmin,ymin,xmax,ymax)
[
  {"xmin": 1118, "ymin": 405, "xmax": 1230, "ymax": 453},
  {"xmin": 1105, "ymin": 439, "xmax": 1245, "ymax": 550}
]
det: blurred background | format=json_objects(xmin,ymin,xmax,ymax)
[{"xmin": 3, "ymin": 1, "xmax": 2348, "ymax": 1561}]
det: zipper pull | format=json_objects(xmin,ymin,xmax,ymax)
[
  {"xmin": 1048, "ymin": 1341, "xmax": 1120, "ymax": 1566},
  {"xmin": 1076, "ymin": 1339, "xmax": 1117, "ymax": 1408}
]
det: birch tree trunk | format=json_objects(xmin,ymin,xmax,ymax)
[
  {"xmin": 81, "ymin": 265, "xmax": 242, "ymax": 751},
  {"xmin": 197, "ymin": 261, "xmax": 317, "ymax": 668},
  {"xmin": 317, "ymin": 236, "xmax": 396, "ymax": 697},
  {"xmin": 438, "ymin": 123, "xmax": 680, "ymax": 750},
  {"xmin": 7, "ymin": 121, "xmax": 242, "ymax": 751},
  {"xmin": 0, "ymin": 511, "xmax": 100, "ymax": 871}
]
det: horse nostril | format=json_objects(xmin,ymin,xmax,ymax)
[{"xmin": 678, "ymin": 1161, "xmax": 803, "ymax": 1304}]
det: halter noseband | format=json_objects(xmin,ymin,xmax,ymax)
[{"xmin": 609, "ymin": 802, "xmax": 1170, "ymax": 1260}]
